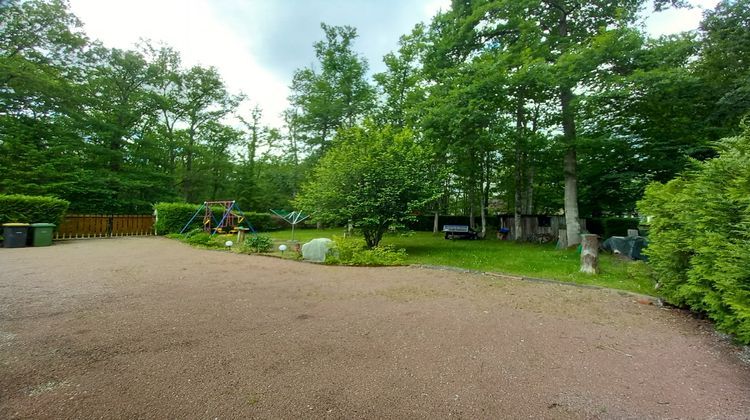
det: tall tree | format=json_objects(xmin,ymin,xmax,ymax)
[
  {"xmin": 177, "ymin": 65, "xmax": 238, "ymax": 202},
  {"xmin": 0, "ymin": 0, "xmax": 88, "ymax": 201},
  {"xmin": 288, "ymin": 23, "xmax": 374, "ymax": 157},
  {"xmin": 698, "ymin": 0, "xmax": 750, "ymax": 133},
  {"xmin": 450, "ymin": 0, "xmax": 685, "ymax": 245}
]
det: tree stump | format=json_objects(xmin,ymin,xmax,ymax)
[
  {"xmin": 580, "ymin": 234, "xmax": 599, "ymax": 274},
  {"xmin": 556, "ymin": 229, "xmax": 568, "ymax": 249}
]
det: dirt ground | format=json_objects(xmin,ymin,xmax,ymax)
[{"xmin": 1, "ymin": 237, "xmax": 749, "ymax": 419}]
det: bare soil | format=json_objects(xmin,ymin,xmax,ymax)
[{"xmin": 1, "ymin": 237, "xmax": 749, "ymax": 419}]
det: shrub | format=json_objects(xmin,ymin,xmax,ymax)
[
  {"xmin": 244, "ymin": 234, "xmax": 274, "ymax": 253},
  {"xmin": 0, "ymin": 194, "xmax": 70, "ymax": 227},
  {"xmin": 638, "ymin": 128, "xmax": 750, "ymax": 344},
  {"xmin": 154, "ymin": 203, "xmax": 204, "ymax": 235},
  {"xmin": 326, "ymin": 236, "xmax": 406, "ymax": 266},
  {"xmin": 245, "ymin": 212, "xmax": 285, "ymax": 232},
  {"xmin": 171, "ymin": 229, "xmax": 226, "ymax": 249},
  {"xmin": 154, "ymin": 202, "xmax": 278, "ymax": 235}
]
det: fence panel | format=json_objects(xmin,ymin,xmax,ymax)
[{"xmin": 55, "ymin": 215, "xmax": 154, "ymax": 239}]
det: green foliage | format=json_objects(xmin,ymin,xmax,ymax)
[
  {"xmin": 326, "ymin": 236, "xmax": 406, "ymax": 266},
  {"xmin": 243, "ymin": 234, "xmax": 274, "ymax": 253},
  {"xmin": 288, "ymin": 23, "xmax": 375, "ymax": 155},
  {"xmin": 183, "ymin": 231, "xmax": 220, "ymax": 248},
  {"xmin": 587, "ymin": 218, "xmax": 641, "ymax": 238},
  {"xmin": 169, "ymin": 229, "xmax": 225, "ymax": 249},
  {"xmin": 154, "ymin": 203, "xmax": 203, "ymax": 235},
  {"xmin": 406, "ymin": 215, "xmax": 473, "ymax": 231},
  {"xmin": 295, "ymin": 122, "xmax": 442, "ymax": 248},
  {"xmin": 154, "ymin": 202, "xmax": 274, "ymax": 235},
  {"xmin": 639, "ymin": 128, "xmax": 750, "ymax": 343},
  {"xmin": 0, "ymin": 194, "xmax": 69, "ymax": 226},
  {"xmin": 245, "ymin": 212, "xmax": 283, "ymax": 232}
]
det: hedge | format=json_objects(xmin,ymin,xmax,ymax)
[
  {"xmin": 638, "ymin": 128, "xmax": 750, "ymax": 344},
  {"xmin": 0, "ymin": 194, "xmax": 70, "ymax": 227},
  {"xmin": 154, "ymin": 202, "xmax": 284, "ymax": 234},
  {"xmin": 587, "ymin": 217, "xmax": 641, "ymax": 238}
]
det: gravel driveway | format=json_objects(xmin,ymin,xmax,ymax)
[{"xmin": 1, "ymin": 237, "xmax": 749, "ymax": 419}]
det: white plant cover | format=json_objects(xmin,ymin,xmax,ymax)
[{"xmin": 301, "ymin": 238, "xmax": 334, "ymax": 262}]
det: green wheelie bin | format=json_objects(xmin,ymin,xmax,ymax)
[
  {"xmin": 29, "ymin": 223, "xmax": 55, "ymax": 247},
  {"xmin": 3, "ymin": 223, "xmax": 30, "ymax": 248}
]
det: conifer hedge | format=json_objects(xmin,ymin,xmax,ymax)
[{"xmin": 639, "ymin": 128, "xmax": 750, "ymax": 344}]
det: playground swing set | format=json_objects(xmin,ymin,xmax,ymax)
[{"xmin": 179, "ymin": 201, "xmax": 256, "ymax": 241}]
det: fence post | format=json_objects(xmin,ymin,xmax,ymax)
[
  {"xmin": 580, "ymin": 234, "xmax": 599, "ymax": 274},
  {"xmin": 107, "ymin": 215, "xmax": 113, "ymax": 238}
]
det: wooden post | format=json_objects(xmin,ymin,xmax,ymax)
[
  {"xmin": 580, "ymin": 234, "xmax": 599, "ymax": 274},
  {"xmin": 627, "ymin": 229, "xmax": 639, "ymax": 237},
  {"xmin": 237, "ymin": 228, "xmax": 248, "ymax": 244},
  {"xmin": 556, "ymin": 229, "xmax": 568, "ymax": 249}
]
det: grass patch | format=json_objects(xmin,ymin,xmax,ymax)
[{"xmin": 264, "ymin": 228, "xmax": 656, "ymax": 295}]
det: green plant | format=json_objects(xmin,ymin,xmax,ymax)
[
  {"xmin": 154, "ymin": 203, "xmax": 277, "ymax": 235},
  {"xmin": 326, "ymin": 236, "xmax": 406, "ymax": 266},
  {"xmin": 179, "ymin": 229, "xmax": 225, "ymax": 249},
  {"xmin": 294, "ymin": 122, "xmax": 443, "ymax": 248},
  {"xmin": 244, "ymin": 234, "xmax": 274, "ymax": 253},
  {"xmin": 0, "ymin": 194, "xmax": 70, "ymax": 226},
  {"xmin": 154, "ymin": 203, "xmax": 205, "ymax": 235},
  {"xmin": 639, "ymin": 128, "xmax": 750, "ymax": 344},
  {"xmin": 244, "ymin": 213, "xmax": 285, "ymax": 232}
]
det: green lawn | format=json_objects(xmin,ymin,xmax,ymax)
[{"xmin": 264, "ymin": 228, "xmax": 656, "ymax": 296}]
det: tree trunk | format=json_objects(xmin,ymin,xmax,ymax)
[
  {"xmin": 556, "ymin": 229, "xmax": 568, "ymax": 249},
  {"xmin": 480, "ymin": 195, "xmax": 487, "ymax": 239},
  {"xmin": 525, "ymin": 164, "xmax": 534, "ymax": 214},
  {"xmin": 514, "ymin": 95, "xmax": 525, "ymax": 241},
  {"xmin": 561, "ymin": 86, "xmax": 581, "ymax": 247},
  {"xmin": 580, "ymin": 234, "xmax": 599, "ymax": 274},
  {"xmin": 433, "ymin": 211, "xmax": 439, "ymax": 235},
  {"xmin": 469, "ymin": 201, "xmax": 475, "ymax": 230}
]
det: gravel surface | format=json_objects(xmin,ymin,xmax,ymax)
[{"xmin": 1, "ymin": 237, "xmax": 749, "ymax": 419}]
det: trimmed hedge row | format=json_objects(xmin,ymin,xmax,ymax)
[
  {"xmin": 0, "ymin": 194, "xmax": 70, "ymax": 227},
  {"xmin": 587, "ymin": 217, "xmax": 641, "ymax": 238},
  {"xmin": 154, "ymin": 202, "xmax": 284, "ymax": 234},
  {"xmin": 638, "ymin": 129, "xmax": 750, "ymax": 344}
]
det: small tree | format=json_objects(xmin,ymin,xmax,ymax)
[{"xmin": 295, "ymin": 122, "xmax": 441, "ymax": 248}]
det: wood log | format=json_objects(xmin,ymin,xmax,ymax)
[
  {"xmin": 580, "ymin": 234, "xmax": 599, "ymax": 274},
  {"xmin": 556, "ymin": 229, "xmax": 568, "ymax": 249}
]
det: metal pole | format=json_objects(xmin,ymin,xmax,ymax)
[{"xmin": 179, "ymin": 203, "xmax": 205, "ymax": 234}]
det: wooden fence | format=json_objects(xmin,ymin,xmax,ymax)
[{"xmin": 55, "ymin": 214, "xmax": 155, "ymax": 239}]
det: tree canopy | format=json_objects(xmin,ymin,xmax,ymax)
[
  {"xmin": 1, "ymin": 0, "xmax": 748, "ymax": 237},
  {"xmin": 295, "ymin": 122, "xmax": 442, "ymax": 247}
]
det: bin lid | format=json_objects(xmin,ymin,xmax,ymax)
[
  {"xmin": 31, "ymin": 223, "xmax": 56, "ymax": 227},
  {"xmin": 3, "ymin": 223, "xmax": 30, "ymax": 227}
]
